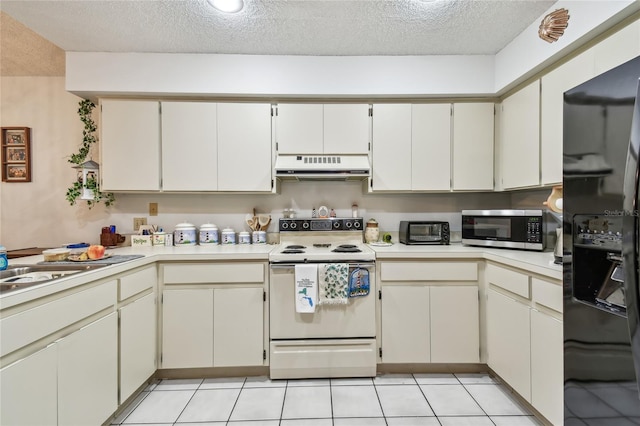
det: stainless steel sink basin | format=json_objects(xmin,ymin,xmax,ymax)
[{"xmin": 0, "ymin": 264, "xmax": 108, "ymax": 294}]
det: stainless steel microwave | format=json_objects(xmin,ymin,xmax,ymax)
[
  {"xmin": 399, "ymin": 221, "xmax": 450, "ymax": 245},
  {"xmin": 461, "ymin": 210, "xmax": 544, "ymax": 251}
]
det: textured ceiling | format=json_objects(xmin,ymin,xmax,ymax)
[{"xmin": 0, "ymin": 0, "xmax": 557, "ymax": 56}]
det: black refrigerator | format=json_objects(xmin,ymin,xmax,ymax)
[{"xmin": 564, "ymin": 55, "xmax": 640, "ymax": 425}]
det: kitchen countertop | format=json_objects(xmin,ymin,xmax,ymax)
[{"xmin": 2, "ymin": 242, "xmax": 561, "ymax": 309}]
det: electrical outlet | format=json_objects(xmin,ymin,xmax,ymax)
[
  {"xmin": 133, "ymin": 217, "xmax": 147, "ymax": 231},
  {"xmin": 149, "ymin": 203, "xmax": 158, "ymax": 216}
]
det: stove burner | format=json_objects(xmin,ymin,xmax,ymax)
[
  {"xmin": 285, "ymin": 245, "xmax": 306, "ymax": 250},
  {"xmin": 282, "ymin": 249, "xmax": 305, "ymax": 254},
  {"xmin": 332, "ymin": 244, "xmax": 362, "ymax": 253},
  {"xmin": 313, "ymin": 243, "xmax": 332, "ymax": 248}
]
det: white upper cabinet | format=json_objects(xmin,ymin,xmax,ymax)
[
  {"xmin": 499, "ymin": 80, "xmax": 541, "ymax": 190},
  {"xmin": 161, "ymin": 101, "xmax": 218, "ymax": 191},
  {"xmin": 323, "ymin": 104, "xmax": 371, "ymax": 154},
  {"xmin": 275, "ymin": 103, "xmax": 370, "ymax": 154},
  {"xmin": 371, "ymin": 104, "xmax": 412, "ymax": 191},
  {"xmin": 411, "ymin": 104, "xmax": 451, "ymax": 191},
  {"xmin": 540, "ymin": 51, "xmax": 595, "ymax": 186},
  {"xmin": 101, "ymin": 100, "xmax": 161, "ymax": 191},
  {"xmin": 452, "ymin": 103, "xmax": 494, "ymax": 190},
  {"xmin": 217, "ymin": 103, "xmax": 272, "ymax": 192},
  {"xmin": 275, "ymin": 104, "xmax": 324, "ymax": 154},
  {"xmin": 593, "ymin": 21, "xmax": 640, "ymax": 75}
]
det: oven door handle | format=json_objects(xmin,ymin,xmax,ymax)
[{"xmin": 270, "ymin": 262, "xmax": 376, "ymax": 269}]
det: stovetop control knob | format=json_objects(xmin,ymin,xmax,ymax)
[
  {"xmin": 346, "ymin": 221, "xmax": 353, "ymax": 228},
  {"xmin": 333, "ymin": 221, "xmax": 341, "ymax": 229},
  {"xmin": 281, "ymin": 222, "xmax": 289, "ymax": 229},
  {"xmin": 290, "ymin": 222, "xmax": 297, "ymax": 229},
  {"xmin": 353, "ymin": 221, "xmax": 361, "ymax": 229},
  {"xmin": 302, "ymin": 221, "xmax": 310, "ymax": 229}
]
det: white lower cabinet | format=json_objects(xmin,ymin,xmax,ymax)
[
  {"xmin": 0, "ymin": 344, "xmax": 58, "ymax": 426},
  {"xmin": 57, "ymin": 312, "xmax": 118, "ymax": 426},
  {"xmin": 531, "ymin": 308, "xmax": 563, "ymax": 426},
  {"xmin": 487, "ymin": 289, "xmax": 531, "ymax": 401},
  {"xmin": 120, "ymin": 292, "xmax": 157, "ymax": 403},
  {"xmin": 162, "ymin": 287, "xmax": 264, "ymax": 368},
  {"xmin": 430, "ymin": 286, "xmax": 479, "ymax": 363},
  {"xmin": 381, "ymin": 285, "xmax": 431, "ymax": 363}
]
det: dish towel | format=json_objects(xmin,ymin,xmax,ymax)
[
  {"xmin": 319, "ymin": 263, "xmax": 349, "ymax": 305},
  {"xmin": 348, "ymin": 267, "xmax": 370, "ymax": 298},
  {"xmin": 295, "ymin": 264, "xmax": 318, "ymax": 313}
]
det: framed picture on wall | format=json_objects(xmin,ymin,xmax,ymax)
[{"xmin": 2, "ymin": 127, "xmax": 31, "ymax": 182}]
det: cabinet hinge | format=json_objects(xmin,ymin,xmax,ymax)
[
  {"xmin": 271, "ymin": 179, "xmax": 274, "ymax": 189},
  {"xmin": 263, "ymin": 291, "xmax": 266, "ymax": 302},
  {"xmin": 369, "ymin": 107, "xmax": 373, "ymax": 117},
  {"xmin": 276, "ymin": 142, "xmax": 279, "ymax": 152},
  {"xmin": 161, "ymin": 294, "xmax": 163, "ymax": 304},
  {"xmin": 263, "ymin": 350, "xmax": 267, "ymax": 360},
  {"xmin": 368, "ymin": 142, "xmax": 371, "ymax": 151},
  {"xmin": 379, "ymin": 347, "xmax": 382, "ymax": 358},
  {"xmin": 271, "ymin": 106, "xmax": 278, "ymax": 117},
  {"xmin": 378, "ymin": 290, "xmax": 382, "ymax": 300},
  {"xmin": 160, "ymin": 353, "xmax": 163, "ymax": 363},
  {"xmin": 370, "ymin": 178, "xmax": 373, "ymax": 188}
]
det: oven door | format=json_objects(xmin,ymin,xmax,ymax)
[{"xmin": 269, "ymin": 262, "xmax": 376, "ymax": 339}]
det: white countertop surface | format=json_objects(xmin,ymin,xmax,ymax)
[{"xmin": 2, "ymin": 242, "xmax": 561, "ymax": 309}]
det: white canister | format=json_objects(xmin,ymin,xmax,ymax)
[
  {"xmin": 365, "ymin": 219, "xmax": 380, "ymax": 243},
  {"xmin": 199, "ymin": 223, "xmax": 219, "ymax": 244},
  {"xmin": 165, "ymin": 233, "xmax": 174, "ymax": 246},
  {"xmin": 174, "ymin": 222, "xmax": 197, "ymax": 245},
  {"xmin": 252, "ymin": 230, "xmax": 267, "ymax": 244},
  {"xmin": 221, "ymin": 228, "xmax": 236, "ymax": 244},
  {"xmin": 239, "ymin": 231, "xmax": 251, "ymax": 244}
]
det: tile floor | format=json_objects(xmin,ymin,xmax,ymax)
[{"xmin": 110, "ymin": 373, "xmax": 543, "ymax": 426}]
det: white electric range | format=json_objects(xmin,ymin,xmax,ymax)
[{"xmin": 268, "ymin": 217, "xmax": 377, "ymax": 379}]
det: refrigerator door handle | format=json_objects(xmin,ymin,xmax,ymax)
[{"xmin": 622, "ymin": 81, "xmax": 640, "ymax": 396}]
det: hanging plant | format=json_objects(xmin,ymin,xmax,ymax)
[{"xmin": 66, "ymin": 99, "xmax": 115, "ymax": 208}]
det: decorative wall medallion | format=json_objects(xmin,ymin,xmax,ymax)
[{"xmin": 539, "ymin": 8, "xmax": 570, "ymax": 43}]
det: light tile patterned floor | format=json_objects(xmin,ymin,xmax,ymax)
[{"xmin": 111, "ymin": 373, "xmax": 543, "ymax": 426}]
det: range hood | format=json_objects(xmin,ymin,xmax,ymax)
[{"xmin": 274, "ymin": 154, "xmax": 370, "ymax": 181}]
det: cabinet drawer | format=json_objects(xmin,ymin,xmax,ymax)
[
  {"xmin": 120, "ymin": 266, "xmax": 157, "ymax": 301},
  {"xmin": 0, "ymin": 280, "xmax": 117, "ymax": 357},
  {"xmin": 486, "ymin": 264, "xmax": 530, "ymax": 299},
  {"xmin": 380, "ymin": 262, "xmax": 477, "ymax": 282},
  {"xmin": 532, "ymin": 277, "xmax": 562, "ymax": 313},
  {"xmin": 163, "ymin": 263, "xmax": 265, "ymax": 284}
]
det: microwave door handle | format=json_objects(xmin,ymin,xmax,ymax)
[{"xmin": 622, "ymin": 85, "xmax": 640, "ymax": 397}]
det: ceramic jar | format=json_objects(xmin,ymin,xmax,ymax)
[
  {"xmin": 199, "ymin": 223, "xmax": 219, "ymax": 244},
  {"xmin": 221, "ymin": 228, "xmax": 236, "ymax": 244},
  {"xmin": 365, "ymin": 219, "xmax": 380, "ymax": 243},
  {"xmin": 174, "ymin": 222, "xmax": 197, "ymax": 245},
  {"xmin": 239, "ymin": 231, "xmax": 251, "ymax": 244},
  {"xmin": 252, "ymin": 230, "xmax": 267, "ymax": 244}
]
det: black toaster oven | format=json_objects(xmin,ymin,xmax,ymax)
[{"xmin": 399, "ymin": 221, "xmax": 450, "ymax": 245}]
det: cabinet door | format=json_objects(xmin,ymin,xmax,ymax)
[
  {"xmin": 380, "ymin": 285, "xmax": 430, "ymax": 363},
  {"xmin": 0, "ymin": 344, "xmax": 57, "ymax": 426},
  {"xmin": 500, "ymin": 81, "xmax": 540, "ymax": 189},
  {"xmin": 540, "ymin": 51, "xmax": 595, "ymax": 185},
  {"xmin": 531, "ymin": 309, "xmax": 563, "ymax": 426},
  {"xmin": 411, "ymin": 104, "xmax": 451, "ymax": 191},
  {"xmin": 101, "ymin": 100, "xmax": 160, "ymax": 191},
  {"xmin": 218, "ymin": 103, "xmax": 272, "ymax": 191},
  {"xmin": 275, "ymin": 104, "xmax": 323, "ymax": 154},
  {"xmin": 430, "ymin": 286, "xmax": 479, "ymax": 363},
  {"xmin": 323, "ymin": 104, "xmax": 371, "ymax": 154},
  {"xmin": 58, "ymin": 312, "xmax": 118, "ymax": 426},
  {"xmin": 213, "ymin": 287, "xmax": 264, "ymax": 367},
  {"xmin": 371, "ymin": 104, "xmax": 412, "ymax": 191},
  {"xmin": 120, "ymin": 293, "xmax": 156, "ymax": 403},
  {"xmin": 162, "ymin": 289, "xmax": 213, "ymax": 368},
  {"xmin": 161, "ymin": 102, "xmax": 217, "ymax": 191},
  {"xmin": 453, "ymin": 103, "xmax": 494, "ymax": 190},
  {"xmin": 487, "ymin": 289, "xmax": 531, "ymax": 401}
]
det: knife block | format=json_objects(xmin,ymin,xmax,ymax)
[{"xmin": 101, "ymin": 232, "xmax": 125, "ymax": 247}]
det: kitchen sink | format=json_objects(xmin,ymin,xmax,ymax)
[{"xmin": 0, "ymin": 264, "xmax": 108, "ymax": 294}]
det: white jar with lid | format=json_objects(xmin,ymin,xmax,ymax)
[
  {"xmin": 252, "ymin": 230, "xmax": 267, "ymax": 244},
  {"xmin": 174, "ymin": 222, "xmax": 197, "ymax": 245},
  {"xmin": 199, "ymin": 223, "xmax": 219, "ymax": 244},
  {"xmin": 365, "ymin": 219, "xmax": 380, "ymax": 243},
  {"xmin": 221, "ymin": 228, "xmax": 236, "ymax": 244},
  {"xmin": 239, "ymin": 231, "xmax": 251, "ymax": 244}
]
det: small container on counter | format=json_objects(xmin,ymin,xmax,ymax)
[
  {"xmin": 252, "ymin": 230, "xmax": 267, "ymax": 244},
  {"xmin": 152, "ymin": 232, "xmax": 166, "ymax": 246},
  {"xmin": 0, "ymin": 245, "xmax": 7, "ymax": 271},
  {"xmin": 42, "ymin": 248, "xmax": 71, "ymax": 262},
  {"xmin": 174, "ymin": 222, "xmax": 197, "ymax": 246},
  {"xmin": 165, "ymin": 233, "xmax": 174, "ymax": 246},
  {"xmin": 221, "ymin": 228, "xmax": 236, "ymax": 244},
  {"xmin": 352, "ymin": 203, "xmax": 359, "ymax": 218},
  {"xmin": 239, "ymin": 231, "xmax": 251, "ymax": 244},
  {"xmin": 199, "ymin": 223, "xmax": 219, "ymax": 244},
  {"xmin": 365, "ymin": 218, "xmax": 380, "ymax": 243}
]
